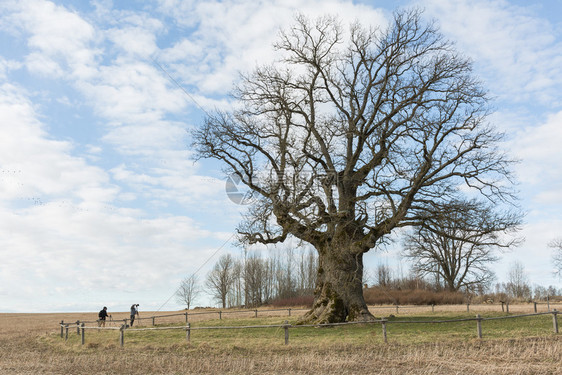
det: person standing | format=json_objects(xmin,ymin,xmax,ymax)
[
  {"xmin": 130, "ymin": 304, "xmax": 140, "ymax": 326},
  {"xmin": 98, "ymin": 306, "xmax": 111, "ymax": 327}
]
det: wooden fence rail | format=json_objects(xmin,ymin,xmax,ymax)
[
  {"xmin": 62, "ymin": 302, "xmax": 562, "ymax": 329},
  {"xmin": 65, "ymin": 307, "xmax": 309, "ymax": 327},
  {"xmin": 60, "ymin": 309, "xmax": 560, "ymax": 347}
]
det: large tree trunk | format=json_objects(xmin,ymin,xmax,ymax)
[{"xmin": 299, "ymin": 244, "xmax": 375, "ymax": 324}]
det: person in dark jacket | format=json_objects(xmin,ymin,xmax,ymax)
[
  {"xmin": 98, "ymin": 306, "xmax": 111, "ymax": 327},
  {"xmin": 130, "ymin": 304, "xmax": 140, "ymax": 326}
]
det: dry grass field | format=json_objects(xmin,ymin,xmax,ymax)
[{"xmin": 2, "ymin": 305, "xmax": 562, "ymax": 374}]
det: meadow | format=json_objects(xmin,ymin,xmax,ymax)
[{"xmin": 2, "ymin": 305, "xmax": 562, "ymax": 374}]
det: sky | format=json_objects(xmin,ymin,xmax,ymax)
[{"xmin": 0, "ymin": 0, "xmax": 561, "ymax": 313}]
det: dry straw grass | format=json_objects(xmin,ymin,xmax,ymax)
[{"xmin": 2, "ymin": 305, "xmax": 562, "ymax": 374}]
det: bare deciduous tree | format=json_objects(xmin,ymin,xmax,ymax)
[
  {"xmin": 193, "ymin": 9, "xmax": 517, "ymax": 323},
  {"xmin": 403, "ymin": 200, "xmax": 521, "ymax": 292},
  {"xmin": 230, "ymin": 259, "xmax": 244, "ymax": 307},
  {"xmin": 376, "ymin": 264, "xmax": 393, "ymax": 287},
  {"xmin": 176, "ymin": 274, "xmax": 200, "ymax": 310},
  {"xmin": 297, "ymin": 247, "xmax": 317, "ymax": 294},
  {"xmin": 244, "ymin": 252, "xmax": 265, "ymax": 307},
  {"xmin": 206, "ymin": 254, "xmax": 236, "ymax": 308},
  {"xmin": 549, "ymin": 238, "xmax": 562, "ymax": 277},
  {"xmin": 506, "ymin": 261, "xmax": 531, "ymax": 299}
]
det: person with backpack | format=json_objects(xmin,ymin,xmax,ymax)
[{"xmin": 98, "ymin": 306, "xmax": 111, "ymax": 327}]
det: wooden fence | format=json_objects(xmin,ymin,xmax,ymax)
[
  {"xmin": 60, "ymin": 307, "xmax": 309, "ymax": 328},
  {"xmin": 59, "ymin": 308, "xmax": 560, "ymax": 347},
  {"xmin": 60, "ymin": 301, "xmax": 562, "ymax": 330}
]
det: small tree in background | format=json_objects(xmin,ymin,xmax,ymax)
[
  {"xmin": 403, "ymin": 200, "xmax": 521, "ymax": 292},
  {"xmin": 244, "ymin": 252, "xmax": 265, "ymax": 307},
  {"xmin": 206, "ymin": 254, "xmax": 236, "ymax": 308},
  {"xmin": 176, "ymin": 274, "xmax": 200, "ymax": 310},
  {"xmin": 376, "ymin": 264, "xmax": 393, "ymax": 288},
  {"xmin": 549, "ymin": 238, "xmax": 562, "ymax": 277},
  {"xmin": 506, "ymin": 261, "xmax": 531, "ymax": 300}
]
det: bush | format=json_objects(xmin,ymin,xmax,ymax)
[
  {"xmin": 363, "ymin": 287, "xmax": 465, "ymax": 305},
  {"xmin": 269, "ymin": 295, "xmax": 314, "ymax": 307}
]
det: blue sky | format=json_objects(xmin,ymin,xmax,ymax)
[{"xmin": 1, "ymin": 0, "xmax": 561, "ymax": 313}]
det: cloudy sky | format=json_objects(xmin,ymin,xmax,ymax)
[{"xmin": 1, "ymin": 0, "xmax": 561, "ymax": 313}]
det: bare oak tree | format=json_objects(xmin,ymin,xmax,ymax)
[
  {"xmin": 403, "ymin": 200, "xmax": 521, "ymax": 292},
  {"xmin": 176, "ymin": 274, "xmax": 200, "ymax": 310},
  {"xmin": 193, "ymin": 9, "xmax": 516, "ymax": 323}
]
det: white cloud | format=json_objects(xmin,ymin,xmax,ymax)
[
  {"xmin": 506, "ymin": 110, "xmax": 562, "ymax": 215},
  {"xmin": 158, "ymin": 0, "xmax": 387, "ymax": 95},
  {"xmin": 0, "ymin": 81, "xmax": 224, "ymax": 312},
  {"xmin": 509, "ymin": 111, "xmax": 562, "ymax": 184},
  {"xmin": 0, "ymin": 202, "xmax": 220, "ymax": 310},
  {"xmin": 0, "ymin": 83, "xmax": 112, "ymax": 200},
  {"xmin": 107, "ymin": 26, "xmax": 160, "ymax": 58},
  {"xmin": 79, "ymin": 62, "xmax": 187, "ymax": 124},
  {"xmin": 6, "ymin": 0, "xmax": 100, "ymax": 79},
  {"xmin": 502, "ymin": 219, "xmax": 562, "ymax": 286},
  {"xmin": 0, "ymin": 58, "xmax": 18, "ymax": 79},
  {"xmin": 419, "ymin": 0, "xmax": 562, "ymax": 107}
]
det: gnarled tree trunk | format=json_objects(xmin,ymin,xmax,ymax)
[{"xmin": 300, "ymin": 242, "xmax": 375, "ymax": 323}]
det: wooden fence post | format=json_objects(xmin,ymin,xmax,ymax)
[
  {"xmin": 119, "ymin": 324, "xmax": 125, "ymax": 347},
  {"xmin": 548, "ymin": 296, "xmax": 551, "ymax": 312},
  {"xmin": 476, "ymin": 314, "xmax": 482, "ymax": 339},
  {"xmin": 65, "ymin": 324, "xmax": 69, "ymax": 341},
  {"xmin": 553, "ymin": 309, "xmax": 559, "ymax": 334},
  {"xmin": 254, "ymin": 309, "xmax": 258, "ymax": 318},
  {"xmin": 288, "ymin": 308, "xmax": 291, "ymax": 317},
  {"xmin": 76, "ymin": 320, "xmax": 80, "ymax": 335},
  {"xmin": 219, "ymin": 311, "xmax": 222, "ymax": 320},
  {"xmin": 60, "ymin": 320, "xmax": 64, "ymax": 338},
  {"xmin": 395, "ymin": 305, "xmax": 399, "ymax": 314},
  {"xmin": 81, "ymin": 323, "xmax": 85, "ymax": 345},
  {"xmin": 152, "ymin": 317, "xmax": 155, "ymax": 326},
  {"xmin": 284, "ymin": 320, "xmax": 289, "ymax": 345},
  {"xmin": 381, "ymin": 318, "xmax": 388, "ymax": 343},
  {"xmin": 185, "ymin": 312, "xmax": 188, "ymax": 323},
  {"xmin": 534, "ymin": 302, "xmax": 538, "ymax": 313},
  {"xmin": 186, "ymin": 323, "xmax": 191, "ymax": 343}
]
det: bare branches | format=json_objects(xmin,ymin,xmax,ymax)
[
  {"xmin": 206, "ymin": 254, "xmax": 236, "ymax": 309},
  {"xmin": 402, "ymin": 200, "xmax": 522, "ymax": 291},
  {"xmin": 176, "ymin": 275, "xmax": 200, "ymax": 310},
  {"xmin": 549, "ymin": 238, "xmax": 562, "ymax": 277},
  {"xmin": 191, "ymin": 9, "xmax": 519, "ymax": 252}
]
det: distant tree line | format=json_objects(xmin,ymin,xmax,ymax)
[
  {"xmin": 371, "ymin": 260, "xmax": 562, "ymax": 303},
  {"xmin": 178, "ymin": 246, "xmax": 317, "ymax": 309}
]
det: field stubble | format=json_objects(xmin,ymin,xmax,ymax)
[{"xmin": 1, "ymin": 305, "xmax": 562, "ymax": 374}]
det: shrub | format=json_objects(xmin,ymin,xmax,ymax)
[
  {"xmin": 269, "ymin": 295, "xmax": 314, "ymax": 307},
  {"xmin": 363, "ymin": 287, "xmax": 465, "ymax": 305}
]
